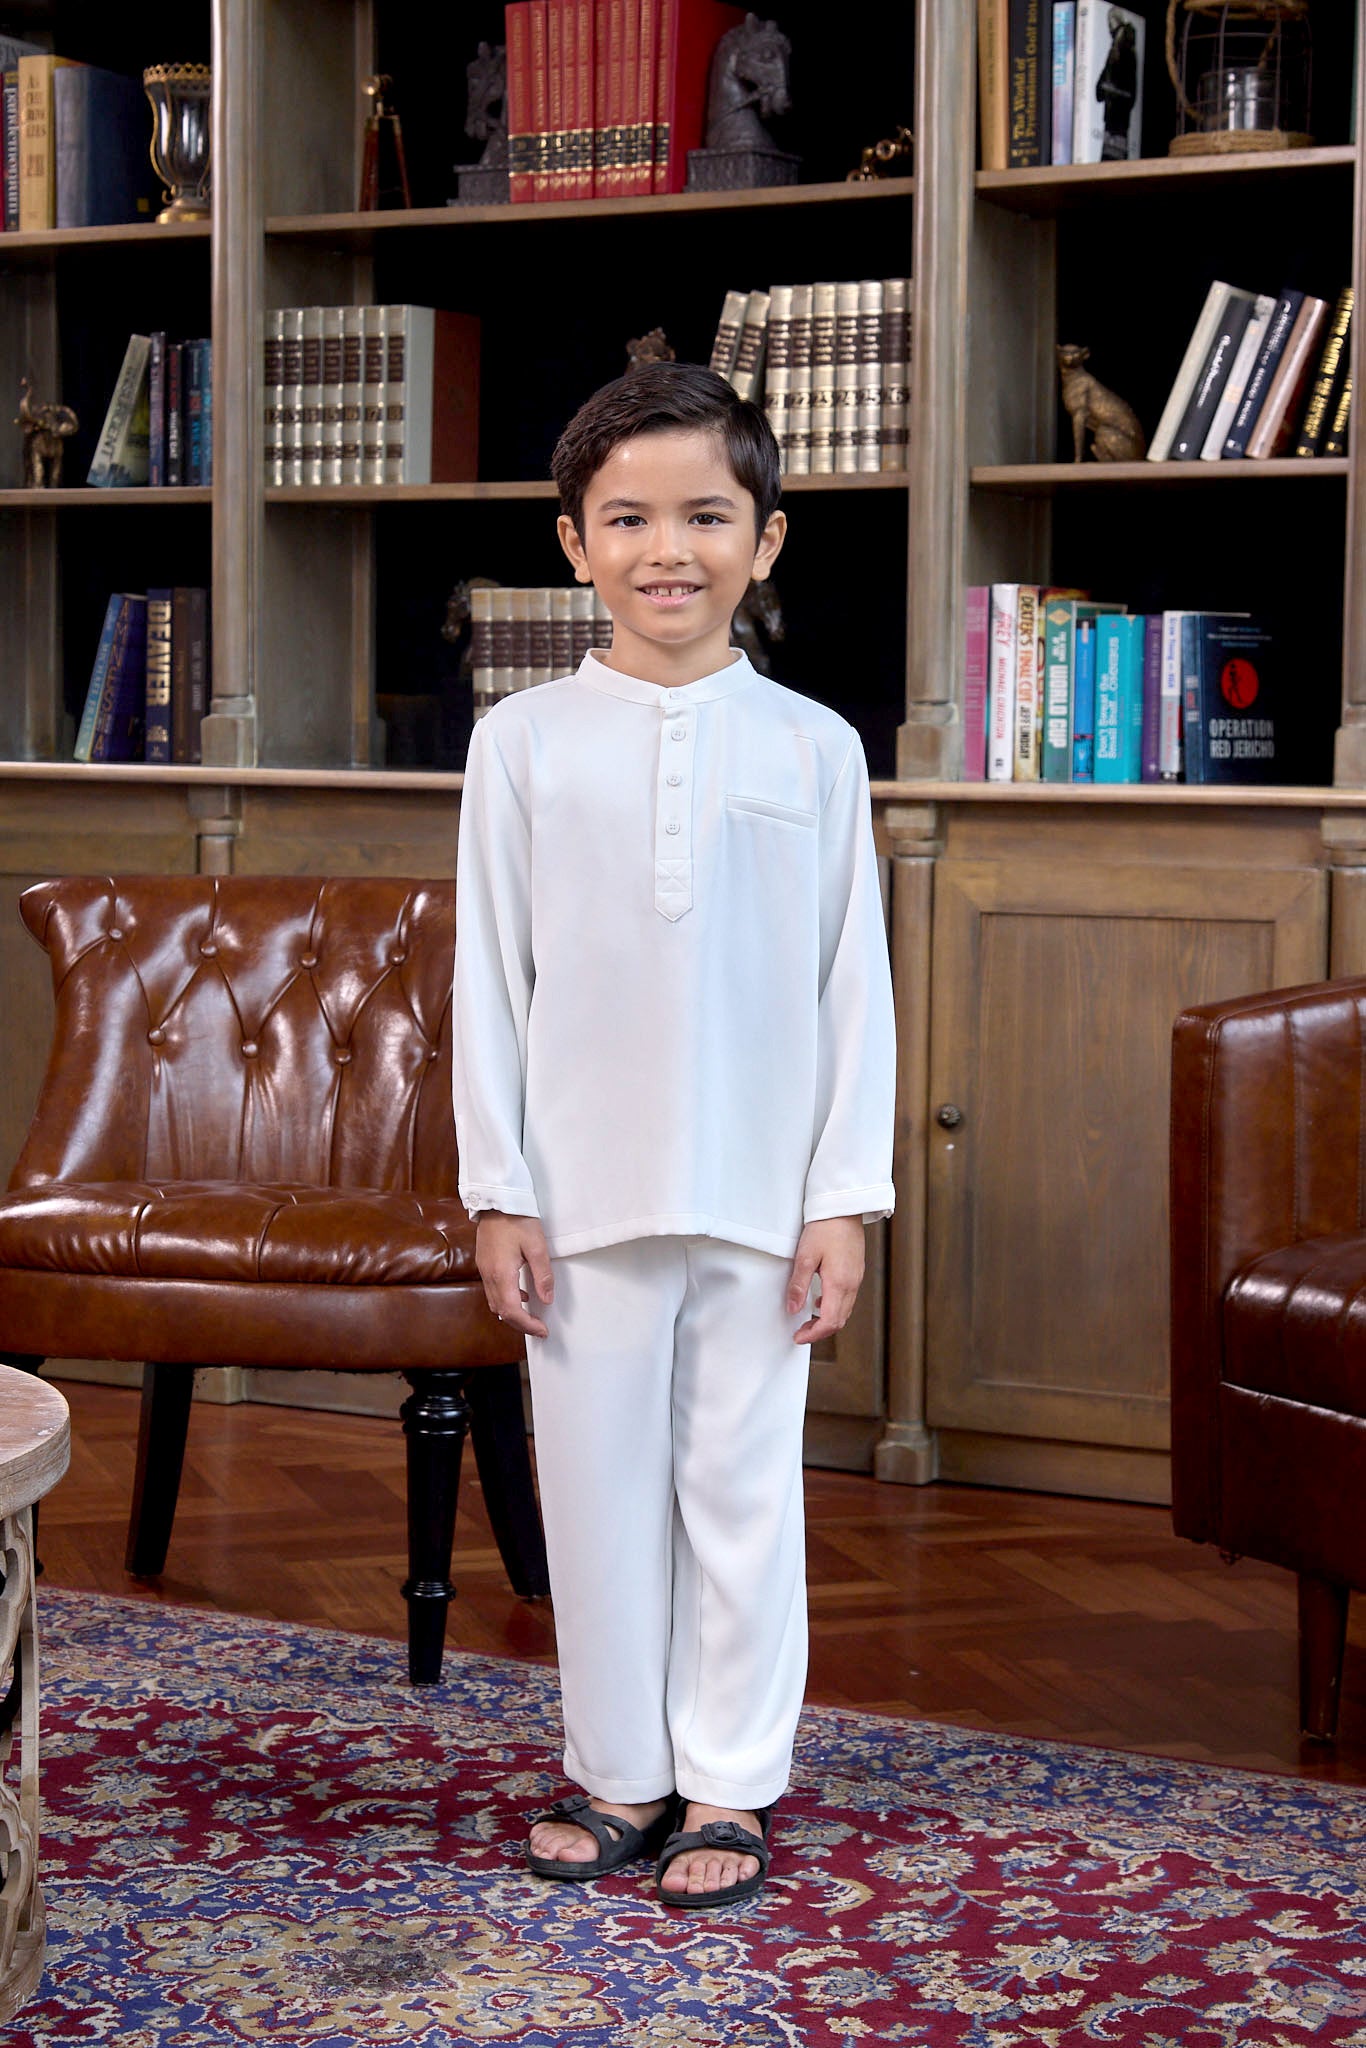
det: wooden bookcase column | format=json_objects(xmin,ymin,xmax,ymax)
[{"xmin": 1336, "ymin": 2, "xmax": 1366, "ymax": 785}]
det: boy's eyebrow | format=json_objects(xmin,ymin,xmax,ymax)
[{"xmin": 596, "ymin": 494, "xmax": 739, "ymax": 512}]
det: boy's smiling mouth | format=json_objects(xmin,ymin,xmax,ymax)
[{"xmin": 638, "ymin": 582, "xmax": 702, "ymax": 606}]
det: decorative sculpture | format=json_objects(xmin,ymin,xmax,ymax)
[
  {"xmin": 451, "ymin": 42, "xmax": 511, "ymax": 206},
  {"xmin": 732, "ymin": 578, "xmax": 785, "ymax": 676},
  {"xmin": 360, "ymin": 75, "xmax": 413, "ymax": 211},
  {"xmin": 626, "ymin": 328, "xmax": 676, "ymax": 371},
  {"xmin": 846, "ymin": 126, "xmax": 915, "ymax": 182},
  {"xmin": 1056, "ymin": 343, "xmax": 1147, "ymax": 463},
  {"xmin": 685, "ymin": 14, "xmax": 800, "ymax": 192},
  {"xmin": 142, "ymin": 63, "xmax": 212, "ymax": 222},
  {"xmin": 16, "ymin": 379, "xmax": 78, "ymax": 488}
]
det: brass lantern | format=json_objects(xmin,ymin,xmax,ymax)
[{"xmin": 1166, "ymin": 0, "xmax": 1313, "ymax": 157}]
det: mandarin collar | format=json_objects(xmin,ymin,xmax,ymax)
[{"xmin": 577, "ymin": 648, "xmax": 759, "ymax": 706}]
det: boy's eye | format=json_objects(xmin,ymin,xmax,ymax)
[
  {"xmin": 691, "ymin": 513, "xmax": 724, "ymax": 526},
  {"xmin": 609, "ymin": 513, "xmax": 645, "ymax": 527}
]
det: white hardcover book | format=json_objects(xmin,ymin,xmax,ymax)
[
  {"xmin": 1012, "ymin": 585, "xmax": 1041, "ymax": 781},
  {"xmin": 340, "ymin": 305, "xmax": 364, "ymax": 486},
  {"xmin": 569, "ymin": 584, "xmax": 597, "ymax": 666},
  {"xmin": 1200, "ymin": 293, "xmax": 1275, "ymax": 460},
  {"xmin": 279, "ymin": 307, "xmax": 304, "ymax": 487},
  {"xmin": 509, "ymin": 588, "xmax": 533, "ymax": 692},
  {"xmin": 87, "ymin": 334, "xmax": 151, "ymax": 485},
  {"xmin": 1147, "ymin": 282, "xmax": 1236, "ymax": 463},
  {"xmin": 382, "ymin": 304, "xmax": 437, "ymax": 486},
  {"xmin": 551, "ymin": 585, "xmax": 576, "ymax": 676},
  {"xmin": 785, "ymin": 283, "xmax": 813, "ymax": 476},
  {"xmin": 490, "ymin": 588, "xmax": 515, "ymax": 702},
  {"xmin": 708, "ymin": 289, "xmax": 748, "ymax": 380},
  {"xmin": 730, "ymin": 289, "xmax": 770, "ymax": 401},
  {"xmin": 300, "ymin": 306, "xmax": 324, "ymax": 488},
  {"xmin": 528, "ymin": 585, "xmax": 555, "ymax": 686},
  {"xmin": 470, "ymin": 585, "xmax": 495, "ymax": 720},
  {"xmin": 263, "ymin": 308, "xmax": 286, "ymax": 488},
  {"xmin": 832, "ymin": 280, "xmax": 861, "ymax": 474},
  {"xmin": 1051, "ymin": 2, "xmax": 1076, "ymax": 164},
  {"xmin": 987, "ymin": 584, "xmax": 1020, "ymax": 783},
  {"xmin": 320, "ymin": 306, "xmax": 345, "ymax": 486},
  {"xmin": 361, "ymin": 304, "xmax": 387, "ymax": 487},
  {"xmin": 593, "ymin": 586, "xmax": 613, "ymax": 651},
  {"xmin": 856, "ymin": 278, "xmax": 884, "ymax": 475},
  {"xmin": 808, "ymin": 282, "xmax": 838, "ymax": 475},
  {"xmin": 1158, "ymin": 611, "xmax": 1186, "ymax": 778},
  {"xmin": 880, "ymin": 277, "xmax": 910, "ymax": 472},
  {"xmin": 764, "ymin": 284, "xmax": 794, "ymax": 467},
  {"xmin": 1072, "ymin": 0, "xmax": 1145, "ymax": 165}
]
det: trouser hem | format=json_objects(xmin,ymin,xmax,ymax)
[
  {"xmin": 674, "ymin": 1769, "xmax": 791, "ymax": 1809},
  {"xmin": 564, "ymin": 1750, "xmax": 676, "ymax": 1803}
]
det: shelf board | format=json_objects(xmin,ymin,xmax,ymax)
[
  {"xmin": 0, "ymin": 219, "xmax": 211, "ymax": 255},
  {"xmin": 265, "ymin": 472, "xmax": 908, "ymax": 505},
  {"xmin": 971, "ymin": 457, "xmax": 1350, "ymax": 494},
  {"xmin": 266, "ymin": 176, "xmax": 913, "ymax": 240},
  {"xmin": 977, "ymin": 144, "xmax": 1356, "ymax": 213},
  {"xmin": 0, "ymin": 486, "xmax": 213, "ymax": 508}
]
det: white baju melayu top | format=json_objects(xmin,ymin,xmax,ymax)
[{"xmin": 452, "ymin": 648, "xmax": 897, "ymax": 1260}]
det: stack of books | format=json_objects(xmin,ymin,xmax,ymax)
[
  {"xmin": 264, "ymin": 306, "xmax": 480, "ymax": 488},
  {"xmin": 73, "ymin": 587, "xmax": 210, "ymax": 763},
  {"xmin": 978, "ymin": 0, "xmax": 1145, "ymax": 170},
  {"xmin": 2, "ymin": 42, "xmax": 159, "ymax": 230},
  {"xmin": 504, "ymin": 0, "xmax": 745, "ymax": 202},
  {"xmin": 966, "ymin": 586, "xmax": 1288, "ymax": 787},
  {"xmin": 470, "ymin": 585, "xmax": 612, "ymax": 717},
  {"xmin": 1148, "ymin": 282, "xmax": 1353, "ymax": 464},
  {"xmin": 708, "ymin": 280, "xmax": 912, "ymax": 475},
  {"xmin": 88, "ymin": 334, "xmax": 214, "ymax": 489}
]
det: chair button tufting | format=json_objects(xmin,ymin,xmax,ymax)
[
  {"xmin": 241, "ymin": 1041, "xmax": 258, "ymax": 1058},
  {"xmin": 300, "ymin": 953, "xmax": 318, "ymax": 968},
  {"xmin": 200, "ymin": 941, "xmax": 217, "ymax": 957},
  {"xmin": 107, "ymin": 926, "xmax": 123, "ymax": 941},
  {"xmin": 147, "ymin": 1027, "xmax": 166, "ymax": 1046},
  {"xmin": 391, "ymin": 950, "xmax": 407, "ymax": 965},
  {"xmin": 428, "ymin": 1048, "xmax": 440, "ymax": 1062},
  {"xmin": 336, "ymin": 1048, "xmax": 352, "ymax": 1064}
]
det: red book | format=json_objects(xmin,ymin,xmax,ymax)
[
  {"xmin": 546, "ymin": 0, "xmax": 566, "ymax": 201},
  {"xmin": 635, "ymin": 0, "xmax": 659, "ymax": 196},
  {"xmin": 528, "ymin": 0, "xmax": 550, "ymax": 202},
  {"xmin": 430, "ymin": 311, "xmax": 482, "ymax": 483},
  {"xmin": 572, "ymin": 0, "xmax": 594, "ymax": 197},
  {"xmin": 506, "ymin": 4, "xmax": 535, "ymax": 203},
  {"xmin": 621, "ymin": 0, "xmax": 642, "ymax": 197},
  {"xmin": 598, "ymin": 0, "xmax": 626, "ymax": 198},
  {"xmin": 652, "ymin": 0, "xmax": 744, "ymax": 194}
]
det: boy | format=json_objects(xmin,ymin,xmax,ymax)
[{"xmin": 452, "ymin": 362, "xmax": 895, "ymax": 1908}]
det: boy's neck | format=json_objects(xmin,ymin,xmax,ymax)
[{"xmin": 597, "ymin": 622, "xmax": 740, "ymax": 689}]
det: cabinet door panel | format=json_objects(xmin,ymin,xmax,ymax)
[{"xmin": 927, "ymin": 858, "xmax": 1326, "ymax": 1449}]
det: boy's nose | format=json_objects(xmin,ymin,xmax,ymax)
[{"xmin": 648, "ymin": 525, "xmax": 694, "ymax": 564}]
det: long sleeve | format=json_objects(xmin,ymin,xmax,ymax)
[
  {"xmin": 802, "ymin": 734, "xmax": 897, "ymax": 1226},
  {"xmin": 452, "ymin": 717, "xmax": 541, "ymax": 1219}
]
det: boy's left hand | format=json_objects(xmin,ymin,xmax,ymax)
[{"xmin": 787, "ymin": 1217, "xmax": 865, "ymax": 1344}]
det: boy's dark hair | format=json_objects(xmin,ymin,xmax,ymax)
[{"xmin": 551, "ymin": 361, "xmax": 782, "ymax": 540}]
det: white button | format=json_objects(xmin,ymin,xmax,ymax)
[
  {"xmin": 665, "ymin": 819, "xmax": 681, "ymax": 835},
  {"xmin": 671, "ymin": 727, "xmax": 686, "ymax": 742},
  {"xmin": 667, "ymin": 772, "xmax": 682, "ymax": 786}
]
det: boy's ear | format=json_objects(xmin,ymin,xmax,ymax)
[
  {"xmin": 557, "ymin": 513, "xmax": 593, "ymax": 584},
  {"xmin": 750, "ymin": 508, "xmax": 787, "ymax": 584}
]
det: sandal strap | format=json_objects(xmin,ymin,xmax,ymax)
[
  {"xmin": 658, "ymin": 1819, "xmax": 771, "ymax": 1871},
  {"xmin": 527, "ymin": 1794, "xmax": 634, "ymax": 1853}
]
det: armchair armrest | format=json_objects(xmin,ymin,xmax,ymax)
[{"xmin": 1170, "ymin": 977, "xmax": 1366, "ymax": 1540}]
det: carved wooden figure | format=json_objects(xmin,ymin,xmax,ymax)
[{"xmin": 1056, "ymin": 343, "xmax": 1146, "ymax": 463}]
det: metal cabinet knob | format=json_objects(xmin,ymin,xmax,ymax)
[{"xmin": 936, "ymin": 1104, "xmax": 963, "ymax": 1129}]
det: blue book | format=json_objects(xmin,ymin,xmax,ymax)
[
  {"xmin": 88, "ymin": 596, "xmax": 149, "ymax": 763},
  {"xmin": 199, "ymin": 339, "xmax": 213, "ymax": 486},
  {"xmin": 1223, "ymin": 288, "xmax": 1304, "ymax": 458},
  {"xmin": 53, "ymin": 65, "xmax": 160, "ymax": 228},
  {"xmin": 1071, "ymin": 614, "xmax": 1097, "ymax": 781},
  {"xmin": 1095, "ymin": 614, "xmax": 1145, "ymax": 783},
  {"xmin": 186, "ymin": 342, "xmax": 205, "ymax": 486},
  {"xmin": 1183, "ymin": 615, "xmax": 1285, "ymax": 785},
  {"xmin": 73, "ymin": 594, "xmax": 126, "ymax": 761},
  {"xmin": 1051, "ymin": 4, "xmax": 1076, "ymax": 165}
]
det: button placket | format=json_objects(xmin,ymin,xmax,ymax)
[{"xmin": 654, "ymin": 701, "xmax": 695, "ymax": 920}]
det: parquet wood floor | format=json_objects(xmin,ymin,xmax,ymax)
[{"xmin": 38, "ymin": 1379, "xmax": 1366, "ymax": 1787}]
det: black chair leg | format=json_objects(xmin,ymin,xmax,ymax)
[
  {"xmin": 401, "ymin": 1370, "xmax": 471, "ymax": 1685},
  {"xmin": 2, "ymin": 1357, "xmax": 47, "ymax": 1569},
  {"xmin": 125, "ymin": 1362, "xmax": 196, "ymax": 1576},
  {"xmin": 466, "ymin": 1361, "xmax": 550, "ymax": 1599},
  {"xmin": 1299, "ymin": 1570, "xmax": 1350, "ymax": 1741}
]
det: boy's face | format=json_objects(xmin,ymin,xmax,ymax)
[{"xmin": 557, "ymin": 427, "xmax": 786, "ymax": 684}]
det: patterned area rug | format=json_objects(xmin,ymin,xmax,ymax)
[{"xmin": 10, "ymin": 1589, "xmax": 1366, "ymax": 2046}]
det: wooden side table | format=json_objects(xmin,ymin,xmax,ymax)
[{"xmin": 0, "ymin": 1369, "xmax": 70, "ymax": 2025}]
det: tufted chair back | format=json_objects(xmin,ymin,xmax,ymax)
[{"xmin": 12, "ymin": 875, "xmax": 460, "ymax": 1197}]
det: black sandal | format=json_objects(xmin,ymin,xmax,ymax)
[
  {"xmin": 525, "ymin": 1792, "xmax": 674, "ymax": 1882},
  {"xmin": 655, "ymin": 1807, "xmax": 772, "ymax": 1909}
]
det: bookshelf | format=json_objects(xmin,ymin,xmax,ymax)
[{"xmin": 4, "ymin": 0, "xmax": 1366, "ymax": 1498}]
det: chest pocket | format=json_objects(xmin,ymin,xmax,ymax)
[
  {"xmin": 726, "ymin": 731, "xmax": 819, "ymax": 828},
  {"xmin": 726, "ymin": 794, "xmax": 817, "ymax": 828}
]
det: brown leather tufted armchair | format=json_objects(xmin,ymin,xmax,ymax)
[
  {"xmin": 0, "ymin": 875, "xmax": 548, "ymax": 1681},
  {"xmin": 1171, "ymin": 977, "xmax": 1366, "ymax": 1742}
]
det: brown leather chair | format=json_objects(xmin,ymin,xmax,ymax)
[
  {"xmin": 0, "ymin": 875, "xmax": 547, "ymax": 1681},
  {"xmin": 1171, "ymin": 976, "xmax": 1366, "ymax": 1741}
]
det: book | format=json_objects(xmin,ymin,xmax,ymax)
[
  {"xmin": 1051, "ymin": 2, "xmax": 1075, "ymax": 164},
  {"xmin": 832, "ymin": 281, "xmax": 860, "ymax": 472},
  {"xmin": 1139, "ymin": 612, "xmax": 1163, "ymax": 782},
  {"xmin": 764, "ymin": 283, "xmax": 793, "ymax": 465},
  {"xmin": 964, "ymin": 584, "xmax": 990, "ymax": 781},
  {"xmin": 1072, "ymin": 0, "xmax": 1143, "ymax": 163},
  {"xmin": 1041, "ymin": 595, "xmax": 1076, "ymax": 782},
  {"xmin": 730, "ymin": 289, "xmax": 770, "ymax": 402},
  {"xmin": 551, "ymin": 584, "xmax": 576, "ymax": 676},
  {"xmin": 17, "ymin": 53, "xmax": 78, "ymax": 232},
  {"xmin": 1158, "ymin": 610, "xmax": 1187, "ymax": 779},
  {"xmin": 620, "ymin": 0, "xmax": 643, "ymax": 195},
  {"xmin": 470, "ymin": 586, "xmax": 495, "ymax": 719},
  {"xmin": 1094, "ymin": 612, "xmax": 1143, "ymax": 783},
  {"xmin": 171, "ymin": 585, "xmax": 208, "ymax": 763},
  {"xmin": 1013, "ymin": 583, "xmax": 1041, "ymax": 779},
  {"xmin": 572, "ymin": 583, "xmax": 598, "ymax": 663},
  {"xmin": 633, "ymin": 0, "xmax": 659, "ymax": 196},
  {"xmin": 185, "ymin": 338, "xmax": 208, "ymax": 487},
  {"xmin": 341, "ymin": 306, "xmax": 363, "ymax": 483},
  {"xmin": 977, "ymin": 0, "xmax": 1009, "ymax": 170},
  {"xmin": 880, "ymin": 277, "xmax": 910, "ymax": 472},
  {"xmin": 144, "ymin": 588, "xmax": 174, "ymax": 762},
  {"xmin": 1199, "ymin": 293, "xmax": 1274, "ymax": 460},
  {"xmin": 987, "ymin": 582, "xmax": 1019, "ymax": 782},
  {"xmin": 361, "ymin": 303, "xmax": 386, "ymax": 484},
  {"xmin": 3, "ymin": 71, "xmax": 20, "ymax": 231},
  {"xmin": 279, "ymin": 307, "xmax": 303, "ymax": 486},
  {"xmin": 653, "ymin": 0, "xmax": 744, "ymax": 192},
  {"xmin": 74, "ymin": 593, "xmax": 128, "ymax": 760},
  {"xmin": 568, "ymin": 0, "xmax": 593, "ymax": 200},
  {"xmin": 200, "ymin": 339, "xmax": 213, "ymax": 486},
  {"xmin": 53, "ymin": 63, "xmax": 158, "ymax": 227},
  {"xmin": 320, "ymin": 305, "xmax": 344, "ymax": 486},
  {"xmin": 166, "ymin": 343, "xmax": 184, "ymax": 486},
  {"xmin": 80, "ymin": 594, "xmax": 149, "ymax": 762},
  {"xmin": 856, "ymin": 278, "xmax": 884, "ymax": 475},
  {"xmin": 786, "ymin": 282, "xmax": 813, "ymax": 475},
  {"xmin": 1182, "ymin": 615, "xmax": 1284, "ymax": 785},
  {"xmin": 147, "ymin": 332, "xmax": 167, "ymax": 488},
  {"xmin": 1071, "ymin": 610, "xmax": 1098, "ymax": 780},
  {"xmin": 490, "ymin": 587, "xmax": 515, "ymax": 702},
  {"xmin": 527, "ymin": 0, "xmax": 551, "ymax": 202},
  {"xmin": 1294, "ymin": 286, "xmax": 1354, "ymax": 458},
  {"xmin": 708, "ymin": 288, "xmax": 747, "ymax": 379},
  {"xmin": 808, "ymin": 282, "xmax": 837, "ymax": 474},
  {"xmin": 1148, "ymin": 282, "xmax": 1246, "ymax": 463},
  {"xmin": 1222, "ymin": 286, "xmax": 1304, "ymax": 458},
  {"xmin": 1246, "ymin": 294, "xmax": 1329, "ymax": 459},
  {"xmin": 506, "ymin": 4, "xmax": 535, "ymax": 202},
  {"xmin": 381, "ymin": 305, "xmax": 480, "ymax": 485},
  {"xmin": 1324, "ymin": 372, "xmax": 1353, "ymax": 458},
  {"xmin": 300, "ymin": 307, "xmax": 324, "ymax": 487},
  {"xmin": 1169, "ymin": 290, "xmax": 1257, "ymax": 460},
  {"xmin": 1008, "ymin": 0, "xmax": 1045, "ymax": 168},
  {"xmin": 88, "ymin": 334, "xmax": 151, "ymax": 486},
  {"xmin": 599, "ymin": 0, "xmax": 627, "ymax": 198},
  {"xmin": 545, "ymin": 0, "xmax": 568, "ymax": 202}
]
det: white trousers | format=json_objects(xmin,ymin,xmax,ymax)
[{"xmin": 525, "ymin": 1234, "xmax": 812, "ymax": 1809}]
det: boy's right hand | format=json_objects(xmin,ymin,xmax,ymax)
[{"xmin": 474, "ymin": 1212, "xmax": 554, "ymax": 1339}]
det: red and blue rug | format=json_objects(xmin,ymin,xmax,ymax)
[{"xmin": 11, "ymin": 1587, "xmax": 1366, "ymax": 2045}]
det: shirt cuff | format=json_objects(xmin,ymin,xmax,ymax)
[
  {"xmin": 459, "ymin": 1183, "xmax": 542, "ymax": 1220},
  {"xmin": 802, "ymin": 1182, "xmax": 896, "ymax": 1227}
]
